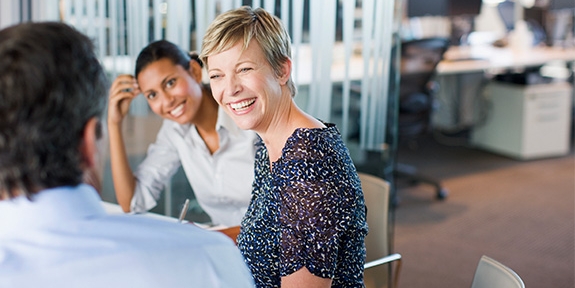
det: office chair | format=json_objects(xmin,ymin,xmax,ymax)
[
  {"xmin": 359, "ymin": 172, "xmax": 402, "ymax": 288},
  {"xmin": 471, "ymin": 255, "xmax": 525, "ymax": 288},
  {"xmin": 395, "ymin": 37, "xmax": 450, "ymax": 200}
]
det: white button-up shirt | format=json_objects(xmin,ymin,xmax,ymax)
[
  {"xmin": 0, "ymin": 185, "xmax": 255, "ymax": 288},
  {"xmin": 131, "ymin": 108, "xmax": 258, "ymax": 226}
]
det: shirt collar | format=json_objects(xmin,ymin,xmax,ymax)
[{"xmin": 0, "ymin": 184, "xmax": 105, "ymax": 235}]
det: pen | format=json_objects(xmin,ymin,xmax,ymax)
[{"xmin": 178, "ymin": 199, "xmax": 190, "ymax": 223}]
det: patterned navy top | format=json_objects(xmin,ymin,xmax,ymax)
[{"xmin": 237, "ymin": 123, "xmax": 368, "ymax": 287}]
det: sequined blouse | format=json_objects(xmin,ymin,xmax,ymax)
[{"xmin": 237, "ymin": 123, "xmax": 368, "ymax": 287}]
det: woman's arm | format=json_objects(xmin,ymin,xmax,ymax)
[
  {"xmin": 277, "ymin": 128, "xmax": 359, "ymax": 287},
  {"xmin": 108, "ymin": 121, "xmax": 136, "ymax": 212},
  {"xmin": 281, "ymin": 267, "xmax": 332, "ymax": 288},
  {"xmin": 108, "ymin": 75, "xmax": 139, "ymax": 212}
]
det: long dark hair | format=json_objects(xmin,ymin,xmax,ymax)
[{"xmin": 135, "ymin": 40, "xmax": 203, "ymax": 78}]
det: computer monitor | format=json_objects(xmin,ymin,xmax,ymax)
[
  {"xmin": 407, "ymin": 0, "xmax": 447, "ymax": 18},
  {"xmin": 406, "ymin": 0, "xmax": 482, "ymax": 45},
  {"xmin": 548, "ymin": 0, "xmax": 575, "ymax": 11},
  {"xmin": 407, "ymin": 0, "xmax": 482, "ymax": 18},
  {"xmin": 447, "ymin": 0, "xmax": 483, "ymax": 17}
]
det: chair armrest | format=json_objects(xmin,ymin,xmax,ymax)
[
  {"xmin": 364, "ymin": 253, "xmax": 402, "ymax": 269},
  {"xmin": 364, "ymin": 253, "xmax": 402, "ymax": 288}
]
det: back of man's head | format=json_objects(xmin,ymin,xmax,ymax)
[{"xmin": 0, "ymin": 22, "xmax": 108, "ymax": 199}]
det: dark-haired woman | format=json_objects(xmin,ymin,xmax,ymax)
[{"xmin": 108, "ymin": 40, "xmax": 257, "ymax": 227}]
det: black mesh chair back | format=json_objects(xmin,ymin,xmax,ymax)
[
  {"xmin": 398, "ymin": 37, "xmax": 450, "ymax": 139},
  {"xmin": 395, "ymin": 37, "xmax": 450, "ymax": 201}
]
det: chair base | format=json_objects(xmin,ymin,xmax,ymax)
[{"xmin": 394, "ymin": 162, "xmax": 448, "ymax": 202}]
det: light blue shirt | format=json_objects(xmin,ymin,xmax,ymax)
[
  {"xmin": 132, "ymin": 108, "xmax": 258, "ymax": 227},
  {"xmin": 0, "ymin": 185, "xmax": 254, "ymax": 288}
]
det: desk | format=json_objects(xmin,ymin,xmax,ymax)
[
  {"xmin": 101, "ymin": 201, "xmax": 178, "ymax": 222},
  {"xmin": 437, "ymin": 45, "xmax": 575, "ymax": 75},
  {"xmin": 470, "ymin": 81, "xmax": 572, "ymax": 159},
  {"xmin": 101, "ymin": 201, "xmax": 240, "ymax": 242},
  {"xmin": 432, "ymin": 45, "xmax": 575, "ymax": 130}
]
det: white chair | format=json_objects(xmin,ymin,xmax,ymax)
[
  {"xmin": 471, "ymin": 255, "xmax": 525, "ymax": 288},
  {"xmin": 359, "ymin": 172, "xmax": 402, "ymax": 288}
]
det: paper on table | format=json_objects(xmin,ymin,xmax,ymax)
[{"xmin": 100, "ymin": 201, "xmax": 178, "ymax": 222}]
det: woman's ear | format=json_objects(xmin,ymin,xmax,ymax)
[
  {"xmin": 278, "ymin": 58, "xmax": 292, "ymax": 85},
  {"xmin": 189, "ymin": 59, "xmax": 203, "ymax": 83}
]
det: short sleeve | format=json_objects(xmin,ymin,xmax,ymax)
[
  {"xmin": 276, "ymin": 130, "xmax": 356, "ymax": 279},
  {"xmin": 279, "ymin": 177, "xmax": 343, "ymax": 278}
]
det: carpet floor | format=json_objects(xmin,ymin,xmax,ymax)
[{"xmin": 388, "ymin": 133, "xmax": 574, "ymax": 288}]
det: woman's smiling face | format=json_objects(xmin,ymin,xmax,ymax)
[
  {"xmin": 206, "ymin": 40, "xmax": 289, "ymax": 132},
  {"xmin": 137, "ymin": 58, "xmax": 203, "ymax": 125}
]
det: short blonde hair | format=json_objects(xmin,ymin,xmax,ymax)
[{"xmin": 200, "ymin": 6, "xmax": 296, "ymax": 97}]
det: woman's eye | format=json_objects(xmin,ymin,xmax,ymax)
[
  {"xmin": 166, "ymin": 78, "xmax": 176, "ymax": 88},
  {"xmin": 209, "ymin": 74, "xmax": 221, "ymax": 80},
  {"xmin": 146, "ymin": 92, "xmax": 156, "ymax": 100},
  {"xmin": 239, "ymin": 67, "xmax": 252, "ymax": 73}
]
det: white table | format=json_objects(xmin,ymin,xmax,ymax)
[
  {"xmin": 101, "ymin": 201, "xmax": 179, "ymax": 222},
  {"xmin": 100, "ymin": 201, "xmax": 230, "ymax": 229},
  {"xmin": 437, "ymin": 45, "xmax": 575, "ymax": 75},
  {"xmin": 433, "ymin": 45, "xmax": 575, "ymax": 129}
]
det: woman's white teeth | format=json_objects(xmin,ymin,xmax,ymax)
[
  {"xmin": 230, "ymin": 99, "xmax": 255, "ymax": 111},
  {"xmin": 170, "ymin": 103, "xmax": 184, "ymax": 117}
]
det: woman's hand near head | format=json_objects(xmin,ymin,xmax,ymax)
[
  {"xmin": 107, "ymin": 74, "xmax": 139, "ymax": 212},
  {"xmin": 108, "ymin": 74, "xmax": 141, "ymax": 125}
]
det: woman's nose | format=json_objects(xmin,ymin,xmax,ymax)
[
  {"xmin": 225, "ymin": 74, "xmax": 241, "ymax": 97},
  {"xmin": 161, "ymin": 92, "xmax": 175, "ymax": 105}
]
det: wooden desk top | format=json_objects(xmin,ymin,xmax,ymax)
[{"xmin": 437, "ymin": 45, "xmax": 575, "ymax": 75}]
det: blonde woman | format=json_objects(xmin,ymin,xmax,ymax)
[{"xmin": 201, "ymin": 6, "xmax": 368, "ymax": 287}]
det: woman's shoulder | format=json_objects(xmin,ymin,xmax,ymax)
[
  {"xmin": 289, "ymin": 123, "xmax": 341, "ymax": 147},
  {"xmin": 278, "ymin": 123, "xmax": 346, "ymax": 162}
]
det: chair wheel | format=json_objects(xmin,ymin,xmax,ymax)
[{"xmin": 436, "ymin": 188, "xmax": 448, "ymax": 200}]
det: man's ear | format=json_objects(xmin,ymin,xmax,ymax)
[
  {"xmin": 80, "ymin": 118, "xmax": 99, "ymax": 168},
  {"xmin": 189, "ymin": 59, "xmax": 203, "ymax": 83},
  {"xmin": 80, "ymin": 117, "xmax": 103, "ymax": 193}
]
